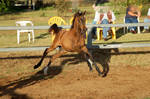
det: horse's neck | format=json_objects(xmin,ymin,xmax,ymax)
[{"xmin": 71, "ymin": 22, "xmax": 81, "ymax": 34}]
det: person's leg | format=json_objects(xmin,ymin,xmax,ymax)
[
  {"xmin": 131, "ymin": 18, "xmax": 138, "ymax": 31},
  {"xmin": 87, "ymin": 21, "xmax": 97, "ymax": 47},
  {"xmin": 91, "ymin": 21, "xmax": 97, "ymax": 39},
  {"xmin": 92, "ymin": 21, "xmax": 97, "ymax": 24},
  {"xmin": 92, "ymin": 21, "xmax": 97, "ymax": 34},
  {"xmin": 125, "ymin": 18, "xmax": 132, "ymax": 31},
  {"xmin": 101, "ymin": 19, "xmax": 110, "ymax": 40},
  {"xmin": 125, "ymin": 18, "xmax": 137, "ymax": 33}
]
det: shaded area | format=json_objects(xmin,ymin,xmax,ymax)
[
  {"xmin": 1, "ymin": 49, "xmax": 150, "ymax": 60},
  {"xmin": 35, "ymin": 33, "xmax": 49, "ymax": 39},
  {"xmin": 0, "ymin": 65, "xmax": 63, "ymax": 99},
  {"xmin": 93, "ymin": 40, "xmax": 150, "ymax": 45},
  {"xmin": 111, "ymin": 40, "xmax": 150, "ymax": 44},
  {"xmin": 18, "ymin": 32, "xmax": 49, "ymax": 44},
  {"xmin": 0, "ymin": 0, "xmax": 54, "ymax": 15},
  {"xmin": 115, "ymin": 27, "xmax": 126, "ymax": 39},
  {"xmin": 115, "ymin": 27, "xmax": 145, "ymax": 39},
  {"xmin": 95, "ymin": 0, "xmax": 109, "ymax": 6}
]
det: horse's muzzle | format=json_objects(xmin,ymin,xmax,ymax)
[{"xmin": 84, "ymin": 28, "xmax": 87, "ymax": 32}]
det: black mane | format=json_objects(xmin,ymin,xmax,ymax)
[
  {"xmin": 71, "ymin": 11, "xmax": 83, "ymax": 29},
  {"xmin": 71, "ymin": 14, "xmax": 77, "ymax": 29}
]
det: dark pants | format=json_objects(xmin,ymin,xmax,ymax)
[
  {"xmin": 125, "ymin": 17, "xmax": 138, "ymax": 31},
  {"xmin": 91, "ymin": 21, "xmax": 97, "ymax": 36}
]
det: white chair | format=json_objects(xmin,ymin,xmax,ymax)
[
  {"xmin": 123, "ymin": 17, "xmax": 140, "ymax": 34},
  {"xmin": 16, "ymin": 21, "xmax": 34, "ymax": 44}
]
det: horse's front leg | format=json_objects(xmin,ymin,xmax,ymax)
[
  {"xmin": 83, "ymin": 53, "xmax": 93, "ymax": 71},
  {"xmin": 43, "ymin": 50, "xmax": 67, "ymax": 75},
  {"xmin": 34, "ymin": 46, "xmax": 56, "ymax": 69},
  {"xmin": 82, "ymin": 46, "xmax": 102, "ymax": 76}
]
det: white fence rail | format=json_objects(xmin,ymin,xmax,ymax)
[
  {"xmin": 0, "ymin": 23, "xmax": 150, "ymax": 30},
  {"xmin": 1, "ymin": 43, "xmax": 150, "ymax": 52},
  {"xmin": 0, "ymin": 23, "xmax": 150, "ymax": 52}
]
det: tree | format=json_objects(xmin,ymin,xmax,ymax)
[{"xmin": 0, "ymin": 0, "xmax": 16, "ymax": 13}]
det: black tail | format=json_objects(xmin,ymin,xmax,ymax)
[{"xmin": 48, "ymin": 24, "xmax": 61, "ymax": 34}]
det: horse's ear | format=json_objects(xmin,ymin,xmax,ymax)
[
  {"xmin": 83, "ymin": 10, "xmax": 86, "ymax": 15},
  {"xmin": 78, "ymin": 10, "xmax": 80, "ymax": 13},
  {"xmin": 78, "ymin": 10, "xmax": 82, "ymax": 16},
  {"xmin": 75, "ymin": 10, "xmax": 80, "ymax": 16}
]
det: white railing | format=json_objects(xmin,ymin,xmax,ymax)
[
  {"xmin": 0, "ymin": 23, "xmax": 150, "ymax": 52},
  {"xmin": 0, "ymin": 23, "xmax": 150, "ymax": 30}
]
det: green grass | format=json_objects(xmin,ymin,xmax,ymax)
[
  {"xmin": 0, "ymin": 30, "xmax": 150, "ymax": 48},
  {"xmin": 93, "ymin": 33, "xmax": 150, "ymax": 44},
  {"xmin": 0, "ymin": 5, "xmax": 150, "ymax": 48},
  {"xmin": 0, "ymin": 30, "xmax": 51, "ymax": 48}
]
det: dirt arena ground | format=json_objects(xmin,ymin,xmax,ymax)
[{"xmin": 0, "ymin": 48, "xmax": 150, "ymax": 99}]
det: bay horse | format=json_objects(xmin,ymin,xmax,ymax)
[{"xmin": 34, "ymin": 11, "xmax": 102, "ymax": 76}]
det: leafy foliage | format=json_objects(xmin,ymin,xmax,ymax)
[
  {"xmin": 0, "ymin": 0, "xmax": 9, "ymax": 12},
  {"xmin": 0, "ymin": 0, "xmax": 16, "ymax": 13}
]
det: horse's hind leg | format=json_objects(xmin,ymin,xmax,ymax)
[
  {"xmin": 34, "ymin": 45, "xmax": 57, "ymax": 69},
  {"xmin": 82, "ymin": 46, "xmax": 102, "ymax": 76},
  {"xmin": 43, "ymin": 50, "xmax": 67, "ymax": 75},
  {"xmin": 102, "ymin": 62, "xmax": 109, "ymax": 77}
]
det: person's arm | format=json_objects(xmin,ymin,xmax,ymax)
[
  {"xmin": 98, "ymin": 13, "xmax": 104, "ymax": 24},
  {"xmin": 137, "ymin": 11, "xmax": 141, "ymax": 17},
  {"xmin": 111, "ymin": 12, "xmax": 116, "ymax": 22},
  {"xmin": 128, "ymin": 11, "xmax": 138, "ymax": 17},
  {"xmin": 107, "ymin": 11, "xmax": 112, "ymax": 23},
  {"xmin": 147, "ymin": 8, "xmax": 150, "ymax": 19}
]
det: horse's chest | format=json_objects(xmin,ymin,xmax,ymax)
[
  {"xmin": 72, "ymin": 37, "xmax": 85, "ymax": 49},
  {"xmin": 60, "ymin": 32, "xmax": 85, "ymax": 52}
]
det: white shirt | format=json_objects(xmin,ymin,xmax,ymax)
[
  {"xmin": 101, "ymin": 11, "xmax": 116, "ymax": 22},
  {"xmin": 147, "ymin": 8, "xmax": 150, "ymax": 16},
  {"xmin": 93, "ymin": 11, "xmax": 100, "ymax": 22}
]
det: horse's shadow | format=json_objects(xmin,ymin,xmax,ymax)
[
  {"xmin": 92, "ymin": 48, "xmax": 119, "ymax": 77},
  {"xmin": 18, "ymin": 32, "xmax": 49, "ymax": 44},
  {"xmin": 0, "ymin": 65, "xmax": 63, "ymax": 99},
  {"xmin": 0, "ymin": 48, "xmax": 117, "ymax": 98},
  {"xmin": 58, "ymin": 48, "xmax": 119, "ymax": 77},
  {"xmin": 35, "ymin": 33, "xmax": 49, "ymax": 39}
]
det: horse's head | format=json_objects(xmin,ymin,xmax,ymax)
[{"xmin": 72, "ymin": 11, "xmax": 87, "ymax": 34}]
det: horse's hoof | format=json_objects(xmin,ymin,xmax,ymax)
[
  {"xmin": 102, "ymin": 73, "xmax": 107, "ymax": 77},
  {"xmin": 89, "ymin": 69, "xmax": 93, "ymax": 72},
  {"xmin": 99, "ymin": 73, "xmax": 107, "ymax": 77},
  {"xmin": 34, "ymin": 65, "xmax": 39, "ymax": 69},
  {"xmin": 98, "ymin": 72, "xmax": 103, "ymax": 77}
]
